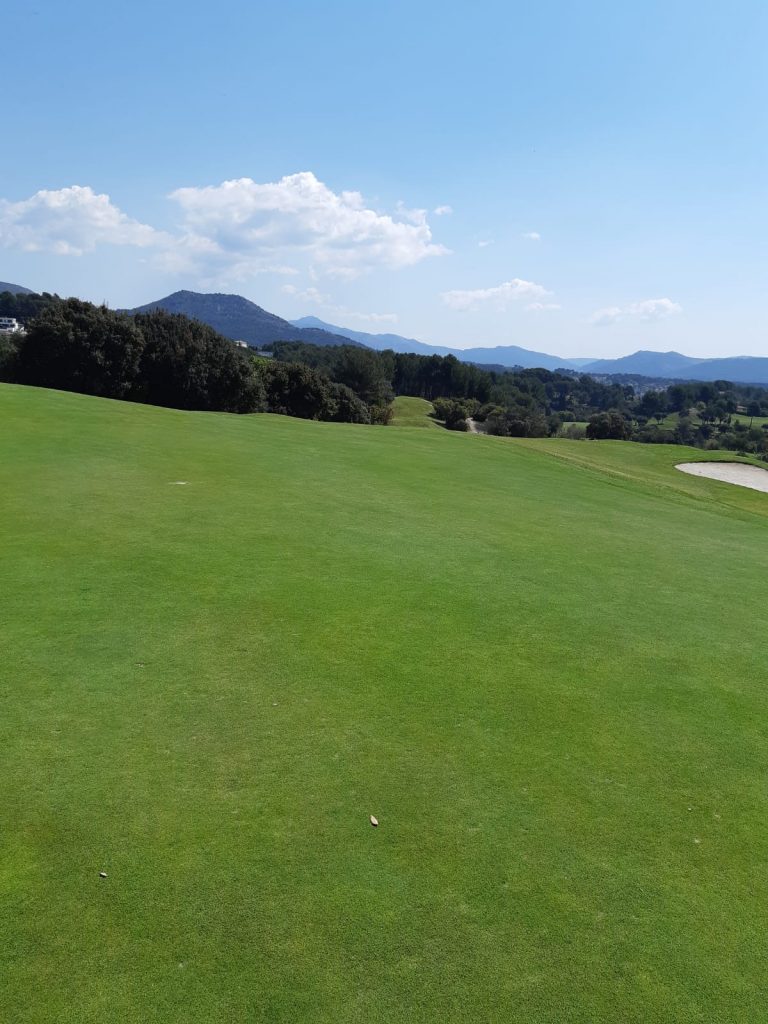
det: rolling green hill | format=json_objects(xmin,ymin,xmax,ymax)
[
  {"xmin": 390, "ymin": 394, "xmax": 439, "ymax": 427},
  {"xmin": 2, "ymin": 384, "xmax": 767, "ymax": 1023}
]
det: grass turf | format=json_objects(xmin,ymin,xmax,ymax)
[
  {"xmin": 390, "ymin": 395, "xmax": 439, "ymax": 427},
  {"xmin": 2, "ymin": 384, "xmax": 768, "ymax": 1023},
  {"xmin": 659, "ymin": 411, "xmax": 768, "ymax": 431}
]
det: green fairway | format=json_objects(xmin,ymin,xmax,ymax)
[
  {"xmin": 732, "ymin": 413, "xmax": 768, "ymax": 428},
  {"xmin": 660, "ymin": 411, "xmax": 768, "ymax": 431},
  {"xmin": 390, "ymin": 394, "xmax": 439, "ymax": 427},
  {"xmin": 3, "ymin": 384, "xmax": 768, "ymax": 1023}
]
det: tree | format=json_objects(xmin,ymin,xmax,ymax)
[
  {"xmin": 0, "ymin": 333, "xmax": 20, "ymax": 382},
  {"xmin": 586, "ymin": 411, "xmax": 631, "ymax": 440},
  {"xmin": 134, "ymin": 310, "xmax": 264, "ymax": 412},
  {"xmin": 15, "ymin": 299, "xmax": 144, "ymax": 399},
  {"xmin": 258, "ymin": 360, "xmax": 369, "ymax": 421}
]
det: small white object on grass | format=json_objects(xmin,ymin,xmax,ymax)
[
  {"xmin": 370, "ymin": 815, "xmax": 379, "ymax": 827},
  {"xmin": 99, "ymin": 871, "xmax": 108, "ymax": 878}
]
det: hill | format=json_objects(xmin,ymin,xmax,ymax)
[
  {"xmin": 128, "ymin": 291, "xmax": 363, "ymax": 349},
  {"xmin": 291, "ymin": 315, "xmax": 578, "ymax": 369},
  {"xmin": 0, "ymin": 281, "xmax": 34, "ymax": 295},
  {"xmin": 582, "ymin": 350, "xmax": 703, "ymax": 376},
  {"xmin": 582, "ymin": 349, "xmax": 768, "ymax": 383},
  {"xmin": 291, "ymin": 316, "xmax": 444, "ymax": 355},
  {"xmin": 3, "ymin": 382, "xmax": 767, "ymax": 1022}
]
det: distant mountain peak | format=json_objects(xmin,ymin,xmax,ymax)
[
  {"xmin": 127, "ymin": 291, "xmax": 363, "ymax": 349},
  {"xmin": 290, "ymin": 315, "xmax": 578, "ymax": 370},
  {"xmin": 581, "ymin": 349, "xmax": 768, "ymax": 384}
]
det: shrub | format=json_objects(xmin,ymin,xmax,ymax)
[{"xmin": 586, "ymin": 411, "xmax": 631, "ymax": 440}]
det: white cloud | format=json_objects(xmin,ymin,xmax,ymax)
[
  {"xmin": 0, "ymin": 174, "xmax": 449, "ymax": 286},
  {"xmin": 441, "ymin": 278, "xmax": 550, "ymax": 312},
  {"xmin": 590, "ymin": 297, "xmax": 682, "ymax": 326},
  {"xmin": 169, "ymin": 172, "xmax": 449, "ymax": 278},
  {"xmin": 281, "ymin": 283, "xmax": 398, "ymax": 324},
  {"xmin": 521, "ymin": 231, "xmax": 541, "ymax": 241},
  {"xmin": 434, "ymin": 205, "xmax": 453, "ymax": 216},
  {"xmin": 343, "ymin": 310, "xmax": 399, "ymax": 324},
  {"xmin": 590, "ymin": 306, "xmax": 624, "ymax": 326},
  {"xmin": 478, "ymin": 239, "xmax": 494, "ymax": 248},
  {"xmin": 281, "ymin": 284, "xmax": 330, "ymax": 303},
  {"xmin": 527, "ymin": 302, "xmax": 561, "ymax": 312},
  {"xmin": 628, "ymin": 297, "xmax": 682, "ymax": 320},
  {"xmin": 0, "ymin": 185, "xmax": 165, "ymax": 255}
]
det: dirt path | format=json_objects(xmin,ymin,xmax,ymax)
[{"xmin": 467, "ymin": 418, "xmax": 481, "ymax": 434}]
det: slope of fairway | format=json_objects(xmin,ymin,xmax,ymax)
[
  {"xmin": 390, "ymin": 394, "xmax": 439, "ymax": 427},
  {"xmin": 2, "ymin": 384, "xmax": 768, "ymax": 1024}
]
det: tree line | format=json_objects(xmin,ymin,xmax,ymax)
[
  {"xmin": 3, "ymin": 290, "xmax": 767, "ymax": 456},
  {"xmin": 0, "ymin": 298, "xmax": 375, "ymax": 423},
  {"xmin": 269, "ymin": 341, "xmax": 768, "ymax": 456},
  {"xmin": 269, "ymin": 341, "xmax": 631, "ymax": 430}
]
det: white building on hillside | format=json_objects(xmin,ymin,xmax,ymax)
[{"xmin": 0, "ymin": 317, "xmax": 23, "ymax": 334}]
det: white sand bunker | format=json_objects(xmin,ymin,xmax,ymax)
[{"xmin": 676, "ymin": 462, "xmax": 768, "ymax": 493}]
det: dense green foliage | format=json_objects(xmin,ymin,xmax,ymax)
[
  {"xmin": 4, "ymin": 292, "xmax": 768, "ymax": 454},
  {"xmin": 586, "ymin": 411, "xmax": 633, "ymax": 440},
  {"xmin": 271, "ymin": 341, "xmax": 631, "ymax": 435},
  {"xmin": 0, "ymin": 299, "xmax": 376, "ymax": 423},
  {"xmin": 0, "ymin": 287, "xmax": 61, "ymax": 322},
  {"xmin": 132, "ymin": 310, "xmax": 265, "ymax": 412},
  {"xmin": 271, "ymin": 342, "xmax": 768, "ymax": 455},
  {"xmin": 259, "ymin": 359, "xmax": 371, "ymax": 423},
  {"xmin": 3, "ymin": 384, "xmax": 768, "ymax": 1022}
]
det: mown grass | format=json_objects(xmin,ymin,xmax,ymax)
[
  {"xmin": 390, "ymin": 394, "xmax": 439, "ymax": 427},
  {"xmin": 731, "ymin": 413, "xmax": 768, "ymax": 428},
  {"xmin": 2, "ymin": 384, "xmax": 768, "ymax": 1023},
  {"xmin": 659, "ymin": 411, "xmax": 768, "ymax": 430}
]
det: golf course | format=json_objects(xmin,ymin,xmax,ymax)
[{"xmin": 2, "ymin": 383, "xmax": 767, "ymax": 1023}]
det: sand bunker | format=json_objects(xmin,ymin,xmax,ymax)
[{"xmin": 676, "ymin": 462, "xmax": 768, "ymax": 493}]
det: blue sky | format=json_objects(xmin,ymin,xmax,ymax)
[{"xmin": 2, "ymin": 0, "xmax": 766, "ymax": 358}]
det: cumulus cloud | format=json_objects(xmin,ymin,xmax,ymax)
[
  {"xmin": 168, "ymin": 172, "xmax": 449, "ymax": 278},
  {"xmin": 629, "ymin": 297, "xmax": 682, "ymax": 320},
  {"xmin": 441, "ymin": 278, "xmax": 550, "ymax": 312},
  {"xmin": 0, "ymin": 185, "xmax": 165, "ymax": 255},
  {"xmin": 0, "ymin": 173, "xmax": 449, "ymax": 286},
  {"xmin": 590, "ymin": 297, "xmax": 682, "ymax": 326},
  {"xmin": 521, "ymin": 231, "xmax": 541, "ymax": 241},
  {"xmin": 527, "ymin": 301, "xmax": 561, "ymax": 312},
  {"xmin": 434, "ymin": 205, "xmax": 453, "ymax": 216}
]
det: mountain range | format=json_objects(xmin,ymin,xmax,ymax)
[
  {"xmin": 292, "ymin": 316, "xmax": 768, "ymax": 383},
  {"xmin": 579, "ymin": 350, "xmax": 768, "ymax": 383},
  {"xmin": 291, "ymin": 316, "xmax": 578, "ymax": 371},
  {"xmin": 6, "ymin": 283, "xmax": 768, "ymax": 383}
]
